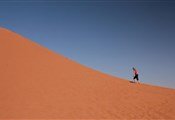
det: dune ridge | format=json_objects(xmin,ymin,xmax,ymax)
[{"xmin": 0, "ymin": 27, "xmax": 175, "ymax": 119}]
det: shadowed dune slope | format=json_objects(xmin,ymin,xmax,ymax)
[{"xmin": 0, "ymin": 27, "xmax": 175, "ymax": 119}]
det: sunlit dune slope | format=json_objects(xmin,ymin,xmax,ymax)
[{"xmin": 0, "ymin": 27, "xmax": 175, "ymax": 119}]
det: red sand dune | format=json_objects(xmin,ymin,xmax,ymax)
[{"xmin": 0, "ymin": 27, "xmax": 175, "ymax": 119}]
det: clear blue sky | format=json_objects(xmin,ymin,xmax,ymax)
[{"xmin": 0, "ymin": 0, "xmax": 175, "ymax": 89}]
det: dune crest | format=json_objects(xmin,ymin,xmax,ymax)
[{"xmin": 0, "ymin": 27, "xmax": 175, "ymax": 119}]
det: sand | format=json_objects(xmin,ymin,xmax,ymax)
[{"xmin": 0, "ymin": 27, "xmax": 175, "ymax": 119}]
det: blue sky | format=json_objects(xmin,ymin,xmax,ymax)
[{"xmin": 0, "ymin": 0, "xmax": 175, "ymax": 89}]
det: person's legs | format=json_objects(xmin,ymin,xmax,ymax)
[
  {"xmin": 136, "ymin": 74, "xmax": 140, "ymax": 83},
  {"xmin": 133, "ymin": 75, "xmax": 136, "ymax": 82}
]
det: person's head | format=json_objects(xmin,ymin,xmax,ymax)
[{"xmin": 132, "ymin": 67, "xmax": 135, "ymax": 70}]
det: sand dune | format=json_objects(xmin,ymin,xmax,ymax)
[{"xmin": 0, "ymin": 27, "xmax": 175, "ymax": 119}]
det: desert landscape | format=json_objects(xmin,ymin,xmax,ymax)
[{"xmin": 0, "ymin": 27, "xmax": 175, "ymax": 119}]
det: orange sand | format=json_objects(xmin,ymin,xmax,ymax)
[{"xmin": 0, "ymin": 27, "xmax": 175, "ymax": 119}]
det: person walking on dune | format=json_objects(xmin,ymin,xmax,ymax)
[{"xmin": 133, "ymin": 67, "xmax": 139, "ymax": 83}]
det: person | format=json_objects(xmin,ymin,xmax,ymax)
[{"xmin": 132, "ymin": 67, "xmax": 139, "ymax": 83}]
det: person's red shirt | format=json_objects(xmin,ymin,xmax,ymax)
[{"xmin": 134, "ymin": 69, "xmax": 138, "ymax": 75}]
